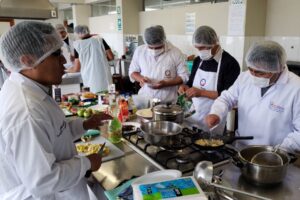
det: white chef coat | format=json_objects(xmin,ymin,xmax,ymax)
[
  {"xmin": 129, "ymin": 41, "xmax": 189, "ymax": 103},
  {"xmin": 185, "ymin": 49, "xmax": 225, "ymax": 134},
  {"xmin": 74, "ymin": 36, "xmax": 112, "ymax": 93},
  {"xmin": 0, "ymin": 73, "xmax": 96, "ymax": 200},
  {"xmin": 210, "ymin": 67, "xmax": 300, "ymax": 152}
]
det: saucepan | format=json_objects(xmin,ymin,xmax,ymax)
[
  {"xmin": 140, "ymin": 121, "xmax": 183, "ymax": 147},
  {"xmin": 229, "ymin": 145, "xmax": 297, "ymax": 186}
]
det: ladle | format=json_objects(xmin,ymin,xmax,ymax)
[
  {"xmin": 193, "ymin": 161, "xmax": 272, "ymax": 200},
  {"xmin": 250, "ymin": 144, "xmax": 283, "ymax": 166}
]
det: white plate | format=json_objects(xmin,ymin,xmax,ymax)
[
  {"xmin": 132, "ymin": 169, "xmax": 182, "ymax": 186},
  {"xmin": 136, "ymin": 108, "xmax": 153, "ymax": 118},
  {"xmin": 88, "ymin": 104, "xmax": 109, "ymax": 112}
]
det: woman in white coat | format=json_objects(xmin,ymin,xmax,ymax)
[
  {"xmin": 205, "ymin": 41, "xmax": 300, "ymax": 153},
  {"xmin": 129, "ymin": 25, "xmax": 189, "ymax": 103},
  {"xmin": 178, "ymin": 26, "xmax": 240, "ymax": 133},
  {"xmin": 0, "ymin": 21, "xmax": 111, "ymax": 200}
]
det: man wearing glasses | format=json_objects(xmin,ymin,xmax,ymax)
[
  {"xmin": 205, "ymin": 41, "xmax": 300, "ymax": 153},
  {"xmin": 0, "ymin": 21, "xmax": 111, "ymax": 200}
]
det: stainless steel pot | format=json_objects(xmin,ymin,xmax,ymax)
[
  {"xmin": 234, "ymin": 145, "xmax": 296, "ymax": 186},
  {"xmin": 153, "ymin": 104, "xmax": 183, "ymax": 124},
  {"xmin": 140, "ymin": 121, "xmax": 183, "ymax": 146}
]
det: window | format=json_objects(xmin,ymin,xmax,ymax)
[
  {"xmin": 91, "ymin": 0, "xmax": 116, "ymax": 17},
  {"xmin": 144, "ymin": 0, "xmax": 228, "ymax": 11}
]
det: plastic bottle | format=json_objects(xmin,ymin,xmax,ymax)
[{"xmin": 108, "ymin": 103, "xmax": 122, "ymax": 143}]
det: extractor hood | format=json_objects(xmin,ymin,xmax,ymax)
[{"xmin": 0, "ymin": 0, "xmax": 57, "ymax": 20}]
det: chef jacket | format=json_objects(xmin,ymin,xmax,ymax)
[
  {"xmin": 129, "ymin": 41, "xmax": 189, "ymax": 103},
  {"xmin": 210, "ymin": 67, "xmax": 300, "ymax": 152},
  {"xmin": 0, "ymin": 72, "xmax": 95, "ymax": 200}
]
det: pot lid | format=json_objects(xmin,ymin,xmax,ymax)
[{"xmin": 153, "ymin": 104, "xmax": 183, "ymax": 115}]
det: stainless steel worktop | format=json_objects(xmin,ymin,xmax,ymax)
[{"xmin": 93, "ymin": 138, "xmax": 300, "ymax": 200}]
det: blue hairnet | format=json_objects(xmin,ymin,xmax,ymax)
[
  {"xmin": 246, "ymin": 41, "xmax": 286, "ymax": 73},
  {"xmin": 144, "ymin": 25, "xmax": 166, "ymax": 46},
  {"xmin": 192, "ymin": 26, "xmax": 218, "ymax": 47},
  {"xmin": 0, "ymin": 21, "xmax": 63, "ymax": 72},
  {"xmin": 74, "ymin": 25, "xmax": 90, "ymax": 36}
]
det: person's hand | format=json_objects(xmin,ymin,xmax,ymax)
[
  {"xmin": 139, "ymin": 76, "xmax": 151, "ymax": 87},
  {"xmin": 149, "ymin": 80, "xmax": 167, "ymax": 89},
  {"xmin": 178, "ymin": 85, "xmax": 189, "ymax": 94},
  {"xmin": 83, "ymin": 112, "xmax": 112, "ymax": 130},
  {"xmin": 185, "ymin": 87, "xmax": 202, "ymax": 99},
  {"xmin": 86, "ymin": 153, "xmax": 102, "ymax": 171},
  {"xmin": 205, "ymin": 114, "xmax": 220, "ymax": 128}
]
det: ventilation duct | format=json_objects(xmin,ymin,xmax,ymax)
[{"xmin": 0, "ymin": 0, "xmax": 57, "ymax": 20}]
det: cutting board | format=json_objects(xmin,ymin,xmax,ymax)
[{"xmin": 76, "ymin": 136, "xmax": 125, "ymax": 162}]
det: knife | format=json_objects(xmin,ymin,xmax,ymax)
[{"xmin": 85, "ymin": 142, "xmax": 106, "ymax": 178}]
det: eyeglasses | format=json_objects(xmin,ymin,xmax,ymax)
[{"xmin": 51, "ymin": 49, "xmax": 62, "ymax": 57}]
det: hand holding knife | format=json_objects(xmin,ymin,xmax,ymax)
[{"xmin": 85, "ymin": 142, "xmax": 106, "ymax": 178}]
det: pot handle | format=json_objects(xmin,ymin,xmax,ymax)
[
  {"xmin": 225, "ymin": 145, "xmax": 245, "ymax": 168},
  {"xmin": 288, "ymin": 152, "xmax": 298, "ymax": 164}
]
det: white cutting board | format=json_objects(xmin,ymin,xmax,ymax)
[{"xmin": 76, "ymin": 136, "xmax": 125, "ymax": 162}]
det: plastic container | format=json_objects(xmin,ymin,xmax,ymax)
[
  {"xmin": 108, "ymin": 118, "xmax": 122, "ymax": 143},
  {"xmin": 108, "ymin": 103, "xmax": 122, "ymax": 143},
  {"xmin": 186, "ymin": 61, "xmax": 193, "ymax": 74}
]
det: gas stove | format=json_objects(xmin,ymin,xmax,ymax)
[{"xmin": 123, "ymin": 127, "xmax": 232, "ymax": 175}]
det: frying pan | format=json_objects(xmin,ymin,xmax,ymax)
[{"xmin": 193, "ymin": 132, "xmax": 253, "ymax": 150}]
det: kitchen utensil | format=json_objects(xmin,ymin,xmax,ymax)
[
  {"xmin": 141, "ymin": 121, "xmax": 183, "ymax": 146},
  {"xmin": 153, "ymin": 103, "xmax": 184, "ymax": 124},
  {"xmin": 193, "ymin": 161, "xmax": 271, "ymax": 200},
  {"xmin": 250, "ymin": 143, "xmax": 284, "ymax": 166},
  {"xmin": 193, "ymin": 132, "xmax": 253, "ymax": 150},
  {"xmin": 251, "ymin": 151, "xmax": 283, "ymax": 166},
  {"xmin": 85, "ymin": 142, "xmax": 106, "ymax": 178},
  {"xmin": 230, "ymin": 145, "xmax": 297, "ymax": 186}
]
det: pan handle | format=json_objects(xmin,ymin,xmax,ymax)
[
  {"xmin": 231, "ymin": 136, "xmax": 254, "ymax": 142},
  {"xmin": 288, "ymin": 152, "xmax": 298, "ymax": 164},
  {"xmin": 225, "ymin": 145, "xmax": 245, "ymax": 168}
]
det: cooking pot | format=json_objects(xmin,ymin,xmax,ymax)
[
  {"xmin": 231, "ymin": 145, "xmax": 297, "ymax": 186},
  {"xmin": 140, "ymin": 121, "xmax": 183, "ymax": 147},
  {"xmin": 153, "ymin": 104, "xmax": 183, "ymax": 124}
]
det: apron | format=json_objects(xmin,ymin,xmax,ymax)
[
  {"xmin": 185, "ymin": 55, "xmax": 226, "ymax": 134},
  {"xmin": 62, "ymin": 41, "xmax": 73, "ymax": 68},
  {"xmin": 74, "ymin": 37, "xmax": 112, "ymax": 93}
]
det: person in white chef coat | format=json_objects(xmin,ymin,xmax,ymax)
[
  {"xmin": 0, "ymin": 21, "xmax": 112, "ymax": 200},
  {"xmin": 205, "ymin": 40, "xmax": 300, "ymax": 153},
  {"xmin": 55, "ymin": 24, "xmax": 76, "ymax": 69},
  {"xmin": 67, "ymin": 25, "xmax": 114, "ymax": 93},
  {"xmin": 178, "ymin": 26, "xmax": 240, "ymax": 133},
  {"xmin": 129, "ymin": 25, "xmax": 189, "ymax": 103}
]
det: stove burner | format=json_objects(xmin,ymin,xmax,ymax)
[
  {"xmin": 123, "ymin": 127, "xmax": 231, "ymax": 175},
  {"xmin": 175, "ymin": 155, "xmax": 190, "ymax": 164}
]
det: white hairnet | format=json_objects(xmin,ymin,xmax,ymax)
[
  {"xmin": 55, "ymin": 24, "xmax": 66, "ymax": 32},
  {"xmin": 74, "ymin": 25, "xmax": 90, "ymax": 36},
  {"xmin": 192, "ymin": 26, "xmax": 219, "ymax": 47},
  {"xmin": 246, "ymin": 41, "xmax": 286, "ymax": 73},
  {"xmin": 144, "ymin": 25, "xmax": 166, "ymax": 46},
  {"xmin": 0, "ymin": 21, "xmax": 63, "ymax": 72}
]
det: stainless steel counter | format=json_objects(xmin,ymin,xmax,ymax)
[
  {"xmin": 93, "ymin": 139, "xmax": 160, "ymax": 191},
  {"xmin": 93, "ymin": 139, "xmax": 300, "ymax": 200}
]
